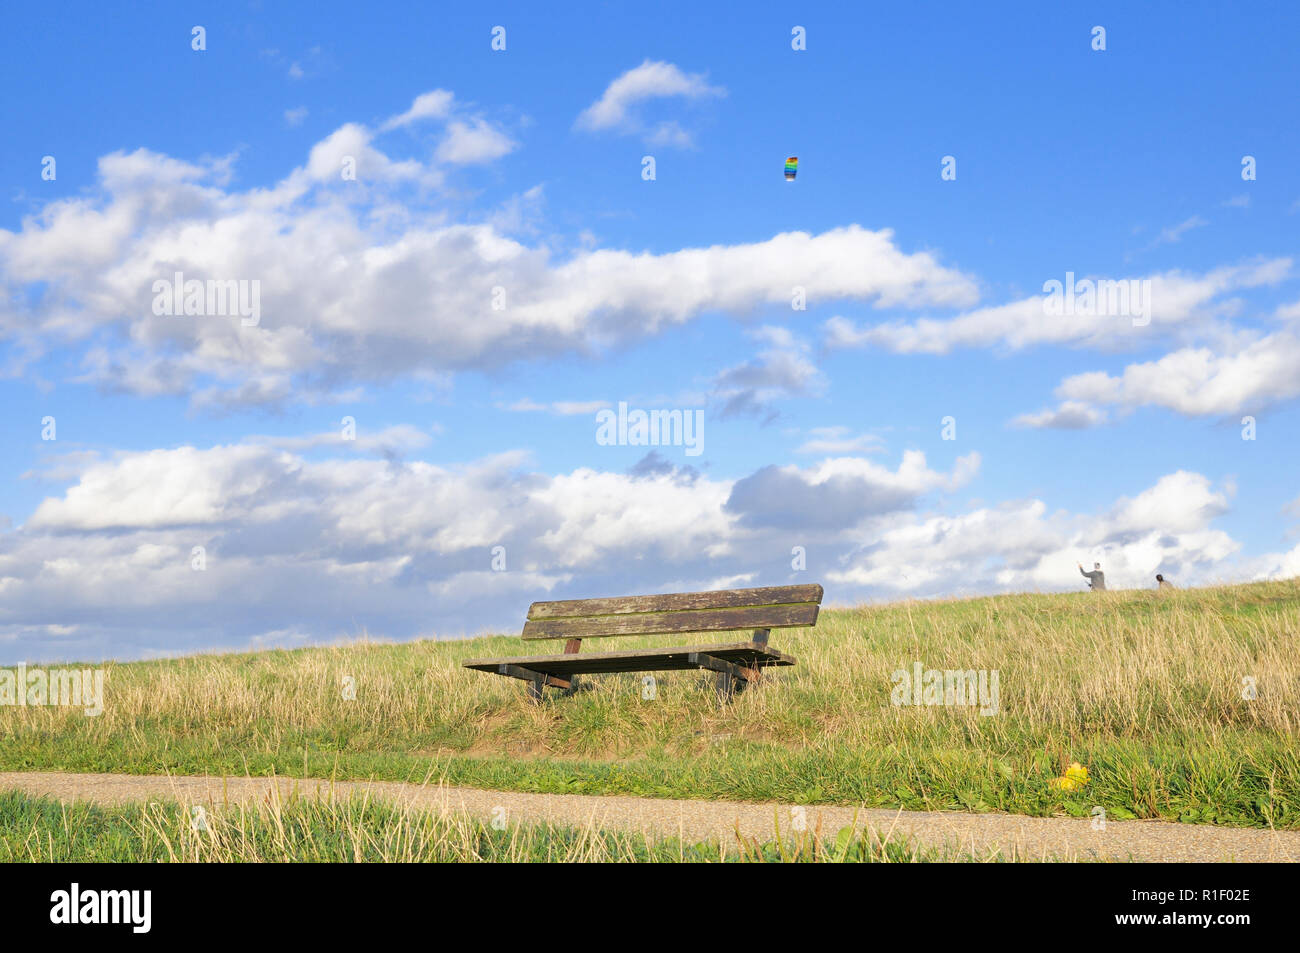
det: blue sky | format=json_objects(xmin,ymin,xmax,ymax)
[{"xmin": 2, "ymin": 1, "xmax": 1299, "ymax": 663}]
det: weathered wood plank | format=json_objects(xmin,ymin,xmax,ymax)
[
  {"xmin": 521, "ymin": 602, "xmax": 818, "ymax": 640},
  {"xmin": 464, "ymin": 641, "xmax": 795, "ymax": 678},
  {"xmin": 527, "ymin": 584, "xmax": 823, "ymax": 620}
]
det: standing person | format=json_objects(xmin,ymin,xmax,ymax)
[
  {"xmin": 1078, "ymin": 561, "xmax": 1106, "ymax": 591},
  {"xmin": 1156, "ymin": 573, "xmax": 1175, "ymax": 590}
]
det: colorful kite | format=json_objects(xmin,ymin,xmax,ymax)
[{"xmin": 784, "ymin": 156, "xmax": 798, "ymax": 180}]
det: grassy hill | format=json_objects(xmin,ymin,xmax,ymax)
[{"xmin": 3, "ymin": 580, "xmax": 1298, "ymax": 828}]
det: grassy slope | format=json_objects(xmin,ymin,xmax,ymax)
[{"xmin": 2, "ymin": 581, "xmax": 1298, "ymax": 828}]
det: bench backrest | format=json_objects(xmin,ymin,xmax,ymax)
[{"xmin": 522, "ymin": 584, "xmax": 823, "ymax": 641}]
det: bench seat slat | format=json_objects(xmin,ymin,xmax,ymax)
[
  {"xmin": 521, "ymin": 602, "xmax": 817, "ymax": 640},
  {"xmin": 526, "ymin": 584, "xmax": 823, "ymax": 620},
  {"xmin": 463, "ymin": 641, "xmax": 796, "ymax": 677}
]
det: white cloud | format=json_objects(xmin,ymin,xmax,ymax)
[
  {"xmin": 435, "ymin": 118, "xmax": 517, "ymax": 164},
  {"xmin": 28, "ymin": 445, "xmax": 291, "ymax": 531},
  {"xmin": 1150, "ymin": 214, "xmax": 1208, "ymax": 247},
  {"xmin": 1056, "ymin": 330, "xmax": 1300, "ymax": 416},
  {"xmin": 796, "ymin": 427, "xmax": 884, "ymax": 455},
  {"xmin": 301, "ymin": 122, "xmax": 430, "ymax": 185},
  {"xmin": 723, "ymin": 450, "xmax": 980, "ymax": 531},
  {"xmin": 378, "ymin": 90, "xmax": 515, "ymax": 164},
  {"xmin": 1108, "ymin": 471, "xmax": 1230, "ymax": 534},
  {"xmin": 501, "ymin": 399, "xmax": 610, "ymax": 416},
  {"xmin": 251, "ymin": 424, "xmax": 435, "ymax": 454},
  {"xmin": 711, "ymin": 326, "xmax": 824, "ymax": 419},
  {"xmin": 380, "ymin": 90, "xmax": 455, "ymax": 131},
  {"xmin": 823, "ymin": 260, "xmax": 1291, "ymax": 355},
  {"xmin": 1010, "ymin": 400, "xmax": 1108, "ymax": 430},
  {"xmin": 576, "ymin": 60, "xmax": 725, "ymax": 145},
  {"xmin": 646, "ymin": 121, "xmax": 693, "ymax": 148},
  {"xmin": 284, "ymin": 106, "xmax": 308, "ymax": 127},
  {"xmin": 1245, "ymin": 541, "xmax": 1300, "ymax": 581}
]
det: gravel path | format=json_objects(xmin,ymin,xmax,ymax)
[{"xmin": 2, "ymin": 770, "xmax": 1296, "ymax": 862}]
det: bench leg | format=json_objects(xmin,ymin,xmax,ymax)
[
  {"xmin": 563, "ymin": 638, "xmax": 582, "ymax": 696},
  {"xmin": 744, "ymin": 631, "xmax": 769, "ymax": 690},
  {"xmin": 497, "ymin": 663, "xmax": 570, "ymax": 703},
  {"xmin": 689, "ymin": 652, "xmax": 758, "ymax": 704}
]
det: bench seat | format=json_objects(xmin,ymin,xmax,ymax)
[{"xmin": 464, "ymin": 640, "xmax": 795, "ymax": 679}]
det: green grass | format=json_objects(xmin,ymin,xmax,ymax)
[
  {"xmin": 3, "ymin": 581, "xmax": 1299, "ymax": 829},
  {"xmin": 0, "ymin": 789, "xmax": 1022, "ymax": 863}
]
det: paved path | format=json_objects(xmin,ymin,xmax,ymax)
[{"xmin": 2, "ymin": 771, "xmax": 1296, "ymax": 862}]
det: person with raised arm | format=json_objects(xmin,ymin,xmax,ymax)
[{"xmin": 1078, "ymin": 561, "xmax": 1106, "ymax": 591}]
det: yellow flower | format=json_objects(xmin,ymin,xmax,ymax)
[{"xmin": 1049, "ymin": 763, "xmax": 1089, "ymax": 791}]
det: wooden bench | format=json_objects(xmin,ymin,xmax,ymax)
[{"xmin": 463, "ymin": 584, "xmax": 823, "ymax": 702}]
